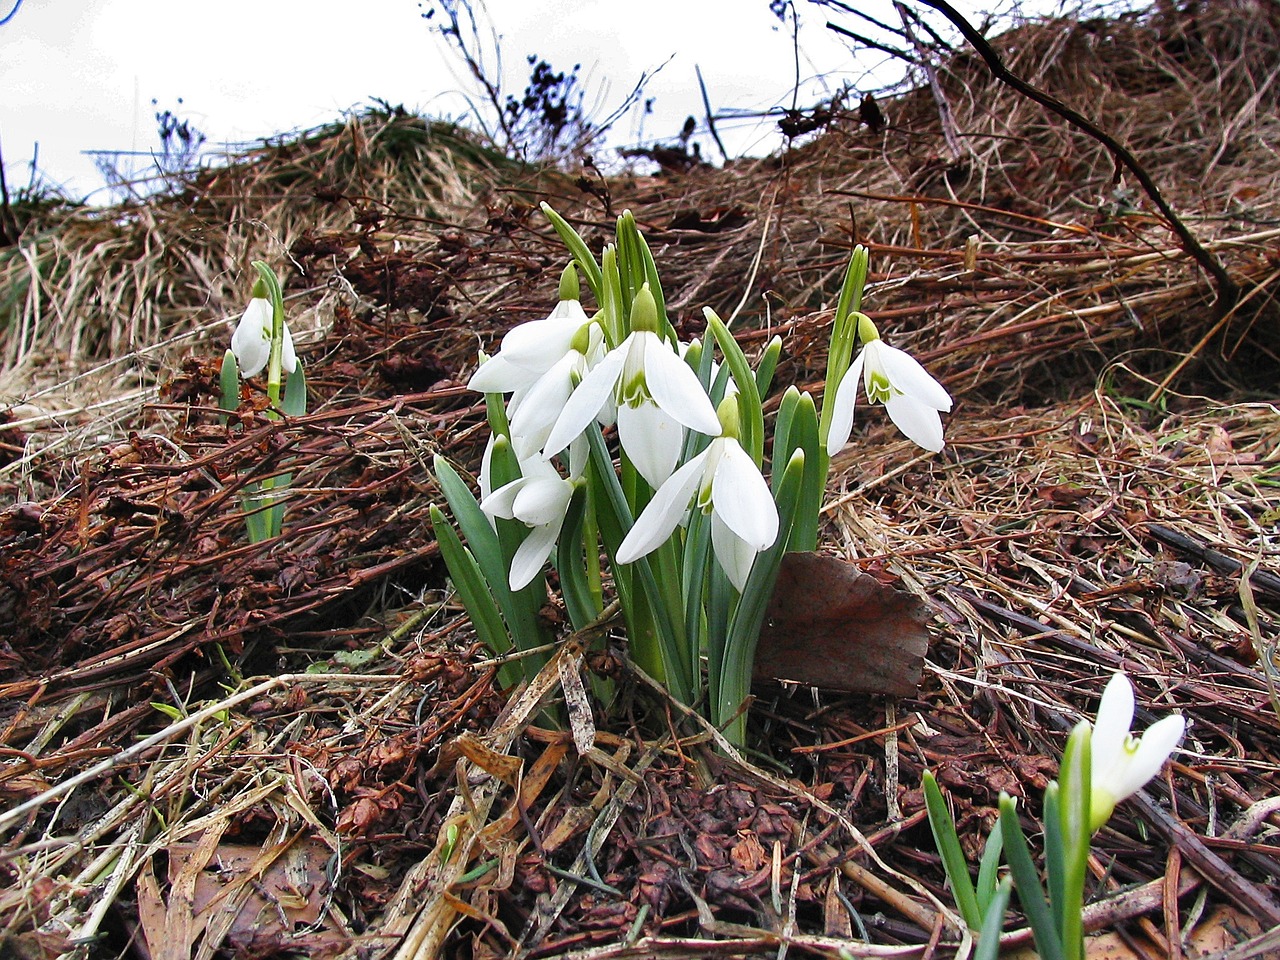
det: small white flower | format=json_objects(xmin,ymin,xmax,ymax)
[
  {"xmin": 467, "ymin": 299, "xmax": 590, "ymax": 394},
  {"xmin": 544, "ymin": 287, "xmax": 720, "ymax": 487},
  {"xmin": 1089, "ymin": 672, "xmax": 1186, "ymax": 830},
  {"xmin": 825, "ymin": 329, "xmax": 951, "ymax": 454},
  {"xmin": 617, "ymin": 435, "xmax": 778, "ymax": 591},
  {"xmin": 230, "ymin": 297, "xmax": 297, "ymax": 378},
  {"xmin": 481, "ymin": 446, "xmax": 584, "ymax": 590},
  {"xmin": 507, "ymin": 322, "xmax": 606, "ymax": 459}
]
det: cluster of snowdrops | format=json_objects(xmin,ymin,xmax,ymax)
[{"xmin": 220, "ymin": 207, "xmax": 1184, "ymax": 957}]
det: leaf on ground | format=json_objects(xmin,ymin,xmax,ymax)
[{"xmin": 753, "ymin": 551, "xmax": 928, "ymax": 695}]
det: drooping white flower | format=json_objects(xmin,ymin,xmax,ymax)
[
  {"xmin": 481, "ymin": 445, "xmax": 585, "ymax": 590},
  {"xmin": 231, "ymin": 297, "xmax": 297, "ymax": 378},
  {"xmin": 1088, "ymin": 672, "xmax": 1186, "ymax": 831},
  {"xmin": 506, "ymin": 321, "xmax": 606, "ymax": 459},
  {"xmin": 544, "ymin": 285, "xmax": 720, "ymax": 488},
  {"xmin": 616, "ymin": 428, "xmax": 778, "ymax": 591},
  {"xmin": 467, "ymin": 297, "xmax": 591, "ymax": 395},
  {"xmin": 825, "ymin": 316, "xmax": 951, "ymax": 454}
]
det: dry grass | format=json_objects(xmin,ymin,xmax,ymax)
[{"xmin": 2, "ymin": 3, "xmax": 1280, "ymax": 959}]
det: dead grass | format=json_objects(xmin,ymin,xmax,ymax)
[{"xmin": 2, "ymin": 3, "xmax": 1280, "ymax": 959}]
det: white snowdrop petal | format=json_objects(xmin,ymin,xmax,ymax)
[
  {"xmin": 616, "ymin": 453, "xmax": 707, "ymax": 564},
  {"xmin": 543, "ymin": 346, "xmax": 628, "ymax": 456},
  {"xmin": 641, "ymin": 336, "xmax": 721, "ymax": 436},
  {"xmin": 711, "ymin": 511, "xmax": 758, "ymax": 592},
  {"xmin": 874, "ymin": 342, "xmax": 953, "ymax": 411},
  {"xmin": 618, "ymin": 400, "xmax": 683, "ymax": 488},
  {"xmin": 468, "ymin": 354, "xmax": 540, "ymax": 394},
  {"xmin": 884, "ymin": 393, "xmax": 945, "ymax": 453},
  {"xmin": 513, "ymin": 477, "xmax": 572, "ymax": 527},
  {"xmin": 710, "ymin": 441, "xmax": 778, "ymax": 551},
  {"xmin": 509, "ymin": 522, "xmax": 560, "ymax": 590},
  {"xmin": 1114, "ymin": 714, "xmax": 1186, "ymax": 800},
  {"xmin": 824, "ymin": 353, "xmax": 864, "ymax": 454}
]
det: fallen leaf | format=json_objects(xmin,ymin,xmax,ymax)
[{"xmin": 753, "ymin": 552, "xmax": 928, "ymax": 695}]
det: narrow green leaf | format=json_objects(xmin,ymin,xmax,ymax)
[
  {"xmin": 999, "ymin": 795, "xmax": 1065, "ymax": 960},
  {"xmin": 777, "ymin": 389, "xmax": 822, "ymax": 553},
  {"xmin": 267, "ymin": 471, "xmax": 291, "ymax": 539},
  {"xmin": 716, "ymin": 448, "xmax": 804, "ymax": 745},
  {"xmin": 754, "ymin": 335, "xmax": 782, "ymax": 398},
  {"xmin": 976, "ymin": 822, "xmax": 1005, "ymax": 915},
  {"xmin": 282, "ymin": 363, "xmax": 307, "ymax": 417},
  {"xmin": 430, "ymin": 506, "xmax": 520, "ymax": 688},
  {"xmin": 923, "ymin": 771, "xmax": 983, "ymax": 930},
  {"xmin": 704, "ymin": 307, "xmax": 764, "ymax": 465},
  {"xmin": 541, "ymin": 203, "xmax": 602, "ymax": 299},
  {"xmin": 556, "ymin": 484, "xmax": 599, "ymax": 631},
  {"xmin": 973, "ymin": 878, "xmax": 1012, "ymax": 960},
  {"xmin": 1057, "ymin": 723, "xmax": 1092, "ymax": 960},
  {"xmin": 432, "ymin": 454, "xmax": 546, "ymax": 654},
  {"xmin": 584, "ymin": 423, "xmax": 691, "ymax": 704},
  {"xmin": 219, "ymin": 349, "xmax": 240, "ymax": 415},
  {"xmin": 1043, "ymin": 783, "xmax": 1066, "ymax": 936}
]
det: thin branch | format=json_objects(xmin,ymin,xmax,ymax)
[{"xmin": 913, "ymin": 0, "xmax": 1239, "ymax": 310}]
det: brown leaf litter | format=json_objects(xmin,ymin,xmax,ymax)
[{"xmin": 3, "ymin": 4, "xmax": 1280, "ymax": 958}]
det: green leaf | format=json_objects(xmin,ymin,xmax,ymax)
[
  {"xmin": 432, "ymin": 454, "xmax": 546, "ymax": 654},
  {"xmin": 773, "ymin": 389, "xmax": 822, "ymax": 552},
  {"xmin": 1043, "ymin": 783, "xmax": 1065, "ymax": 936},
  {"xmin": 973, "ymin": 878, "xmax": 1012, "ymax": 960},
  {"xmin": 583, "ymin": 423, "xmax": 691, "ymax": 704},
  {"xmin": 923, "ymin": 770, "xmax": 982, "ymax": 930},
  {"xmin": 999, "ymin": 795, "xmax": 1065, "ymax": 960},
  {"xmin": 754, "ymin": 335, "xmax": 783, "ymax": 398},
  {"xmin": 1057, "ymin": 723, "xmax": 1092, "ymax": 960},
  {"xmin": 704, "ymin": 307, "xmax": 764, "ymax": 465},
  {"xmin": 267, "ymin": 471, "xmax": 290, "ymax": 539},
  {"xmin": 282, "ymin": 363, "xmax": 307, "ymax": 417},
  {"xmin": 430, "ymin": 505, "xmax": 519, "ymax": 687},
  {"xmin": 556, "ymin": 484, "xmax": 600, "ymax": 632},
  {"xmin": 976, "ymin": 822, "xmax": 1005, "ymax": 915},
  {"xmin": 219, "ymin": 349, "xmax": 240, "ymax": 415},
  {"xmin": 820, "ymin": 246, "xmax": 869, "ymax": 447},
  {"xmin": 542, "ymin": 203, "xmax": 603, "ymax": 300}
]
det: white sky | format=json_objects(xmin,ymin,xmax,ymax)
[{"xmin": 0, "ymin": 0, "xmax": 1004, "ymax": 201}]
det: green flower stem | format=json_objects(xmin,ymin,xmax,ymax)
[{"xmin": 818, "ymin": 246, "xmax": 868, "ymax": 449}]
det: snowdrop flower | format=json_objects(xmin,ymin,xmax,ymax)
[
  {"xmin": 481, "ymin": 445, "xmax": 584, "ymax": 590},
  {"xmin": 544, "ymin": 284, "xmax": 720, "ymax": 488},
  {"xmin": 1088, "ymin": 672, "xmax": 1185, "ymax": 831},
  {"xmin": 468, "ymin": 266, "xmax": 591, "ymax": 396},
  {"xmin": 231, "ymin": 296, "xmax": 297, "ymax": 378},
  {"xmin": 825, "ymin": 314, "xmax": 951, "ymax": 454},
  {"xmin": 617, "ymin": 398, "xmax": 777, "ymax": 590},
  {"xmin": 506, "ymin": 321, "xmax": 607, "ymax": 459}
]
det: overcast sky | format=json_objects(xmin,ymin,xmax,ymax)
[{"xmin": 1, "ymin": 0, "xmax": 1011, "ymax": 201}]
